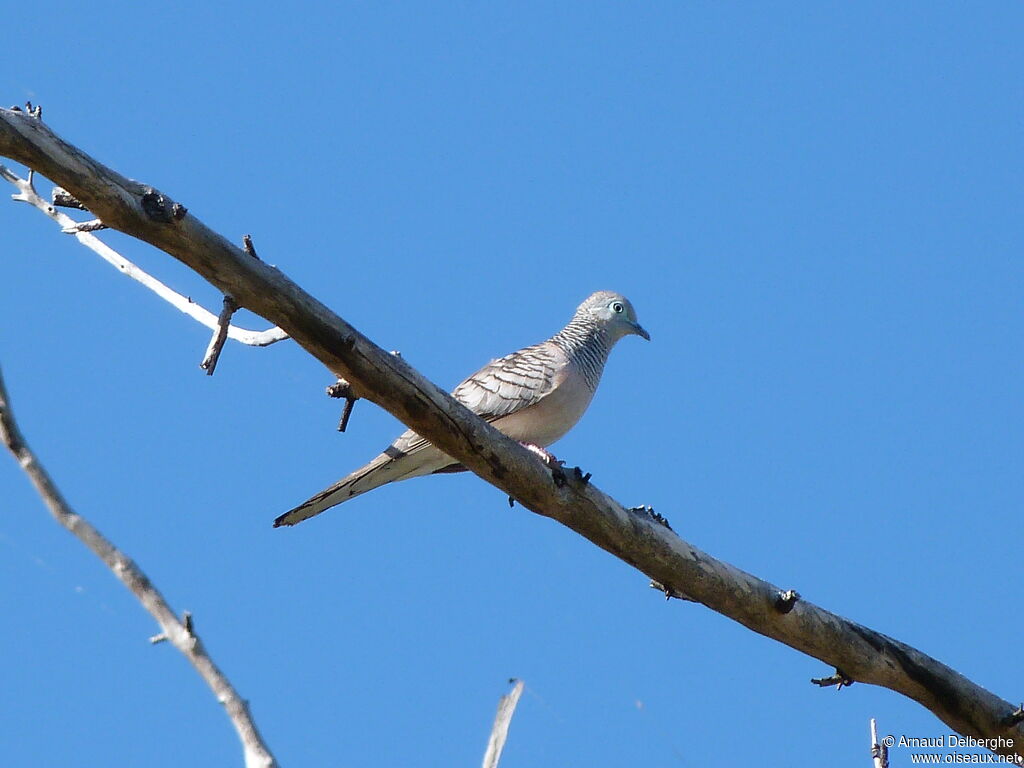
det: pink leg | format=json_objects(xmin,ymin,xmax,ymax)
[{"xmin": 519, "ymin": 442, "xmax": 562, "ymax": 467}]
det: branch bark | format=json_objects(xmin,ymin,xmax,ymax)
[
  {"xmin": 482, "ymin": 679, "xmax": 525, "ymax": 768},
  {"xmin": 870, "ymin": 719, "xmax": 890, "ymax": 768},
  {"xmin": 3, "ymin": 106, "xmax": 1022, "ymax": 762},
  {"xmin": 0, "ymin": 163, "xmax": 287, "ymax": 348},
  {"xmin": 0, "ymin": 365, "xmax": 278, "ymax": 768}
]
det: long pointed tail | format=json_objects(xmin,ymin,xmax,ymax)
[{"xmin": 274, "ymin": 452, "xmax": 400, "ymax": 527}]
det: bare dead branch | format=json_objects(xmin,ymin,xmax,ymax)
[
  {"xmin": 482, "ymin": 679, "xmax": 525, "ymax": 768},
  {"xmin": 326, "ymin": 378, "xmax": 359, "ymax": 431},
  {"xmin": 0, "ymin": 163, "xmax": 288, "ymax": 349},
  {"xmin": 870, "ymin": 719, "xmax": 889, "ymax": 768},
  {"xmin": 52, "ymin": 185, "xmax": 86, "ymax": 209},
  {"xmin": 0, "ymin": 365, "xmax": 279, "ymax": 768},
  {"xmin": 61, "ymin": 217, "xmax": 107, "ymax": 233},
  {"xmin": 242, "ymin": 234, "xmax": 261, "ymax": 260},
  {"xmin": 811, "ymin": 669, "xmax": 854, "ymax": 690},
  {"xmin": 3, "ymin": 106, "xmax": 1024, "ymax": 762},
  {"xmin": 327, "ymin": 351, "xmax": 401, "ymax": 432},
  {"xmin": 200, "ymin": 295, "xmax": 240, "ymax": 374}
]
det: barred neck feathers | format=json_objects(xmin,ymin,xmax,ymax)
[{"xmin": 551, "ymin": 317, "xmax": 612, "ymax": 390}]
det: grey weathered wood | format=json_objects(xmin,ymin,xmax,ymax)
[
  {"xmin": 0, "ymin": 162, "xmax": 287, "ymax": 348},
  {"xmin": 482, "ymin": 680, "xmax": 525, "ymax": 768},
  {"xmin": 3, "ymin": 107, "xmax": 1022, "ymax": 761},
  {"xmin": 0, "ymin": 367, "xmax": 278, "ymax": 768}
]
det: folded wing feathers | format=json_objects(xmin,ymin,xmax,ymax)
[
  {"xmin": 452, "ymin": 343, "xmax": 562, "ymax": 421},
  {"xmin": 275, "ymin": 342, "xmax": 567, "ymax": 526}
]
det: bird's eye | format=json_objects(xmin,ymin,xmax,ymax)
[{"xmin": 611, "ymin": 302, "xmax": 624, "ymax": 314}]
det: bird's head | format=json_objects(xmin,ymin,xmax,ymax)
[{"xmin": 577, "ymin": 291, "xmax": 650, "ymax": 342}]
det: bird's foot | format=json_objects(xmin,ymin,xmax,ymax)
[
  {"xmin": 519, "ymin": 442, "xmax": 569, "ymax": 487},
  {"xmin": 519, "ymin": 444, "xmax": 591, "ymax": 489}
]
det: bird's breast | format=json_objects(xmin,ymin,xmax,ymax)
[{"xmin": 492, "ymin": 367, "xmax": 595, "ymax": 447}]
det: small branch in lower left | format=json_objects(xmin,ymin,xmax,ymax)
[{"xmin": 0, "ymin": 365, "xmax": 279, "ymax": 768}]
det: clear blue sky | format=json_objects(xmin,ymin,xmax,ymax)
[{"xmin": 2, "ymin": 3, "xmax": 1022, "ymax": 766}]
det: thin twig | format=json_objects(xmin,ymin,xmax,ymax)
[
  {"xmin": 870, "ymin": 718, "xmax": 889, "ymax": 768},
  {"xmin": 326, "ymin": 351, "xmax": 401, "ymax": 432},
  {"xmin": 337, "ymin": 397, "xmax": 356, "ymax": 431},
  {"xmin": 811, "ymin": 669, "xmax": 854, "ymax": 690},
  {"xmin": 242, "ymin": 234, "xmax": 261, "ymax": 261},
  {"xmin": 326, "ymin": 379, "xmax": 358, "ymax": 432},
  {"xmin": 0, "ymin": 366, "xmax": 279, "ymax": 768},
  {"xmin": 60, "ymin": 218, "xmax": 107, "ymax": 233},
  {"xmin": 649, "ymin": 580, "xmax": 697, "ymax": 602},
  {"xmin": 200, "ymin": 295, "xmax": 240, "ymax": 374},
  {"xmin": 52, "ymin": 185, "xmax": 87, "ymax": 209},
  {"xmin": 0, "ymin": 164, "xmax": 288, "ymax": 348},
  {"xmin": 482, "ymin": 679, "xmax": 525, "ymax": 768}
]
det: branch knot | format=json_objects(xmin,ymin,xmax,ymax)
[
  {"xmin": 774, "ymin": 589, "xmax": 801, "ymax": 614},
  {"xmin": 141, "ymin": 189, "xmax": 186, "ymax": 223},
  {"xmin": 811, "ymin": 669, "xmax": 854, "ymax": 690}
]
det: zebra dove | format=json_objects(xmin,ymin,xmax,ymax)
[{"xmin": 274, "ymin": 290, "xmax": 648, "ymax": 526}]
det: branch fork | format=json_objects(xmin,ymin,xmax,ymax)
[
  {"xmin": 0, "ymin": 162, "xmax": 289, "ymax": 362},
  {"xmin": 327, "ymin": 350, "xmax": 402, "ymax": 432}
]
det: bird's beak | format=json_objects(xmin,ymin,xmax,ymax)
[{"xmin": 633, "ymin": 323, "xmax": 650, "ymax": 341}]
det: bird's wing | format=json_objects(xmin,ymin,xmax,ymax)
[
  {"xmin": 454, "ymin": 341, "xmax": 567, "ymax": 420},
  {"xmin": 274, "ymin": 342, "xmax": 568, "ymax": 526},
  {"xmin": 388, "ymin": 341, "xmax": 567, "ymax": 457}
]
